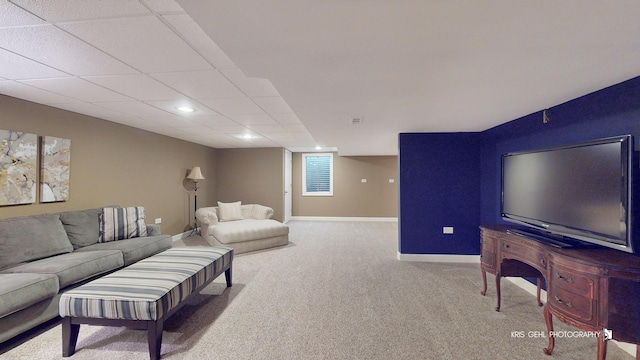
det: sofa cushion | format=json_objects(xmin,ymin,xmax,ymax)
[
  {"xmin": 59, "ymin": 208, "xmax": 102, "ymax": 249},
  {"xmin": 212, "ymin": 219, "xmax": 289, "ymax": 244},
  {"xmin": 249, "ymin": 204, "xmax": 274, "ymax": 219},
  {"xmin": 76, "ymin": 235, "xmax": 172, "ymax": 266},
  {"xmin": 0, "ymin": 214, "xmax": 73, "ymax": 270},
  {"xmin": 0, "ymin": 273, "xmax": 59, "ymax": 317},
  {"xmin": 2, "ymin": 250, "xmax": 124, "ymax": 288},
  {"xmin": 99, "ymin": 206, "xmax": 147, "ymax": 242},
  {"xmin": 217, "ymin": 201, "xmax": 244, "ymax": 222}
]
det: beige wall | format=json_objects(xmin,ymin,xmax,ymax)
[
  {"xmin": 1, "ymin": 95, "xmax": 397, "ymax": 229},
  {"xmin": 0, "ymin": 95, "xmax": 217, "ymax": 235},
  {"xmin": 292, "ymin": 152, "xmax": 398, "ymax": 217},
  {"xmin": 215, "ymin": 148, "xmax": 285, "ymax": 221}
]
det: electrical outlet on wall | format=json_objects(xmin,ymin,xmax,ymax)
[
  {"xmin": 443, "ymin": 227, "xmax": 454, "ymax": 234},
  {"xmin": 155, "ymin": 218, "xmax": 162, "ymax": 224}
]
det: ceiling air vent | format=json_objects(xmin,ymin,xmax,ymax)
[{"xmin": 350, "ymin": 117, "xmax": 364, "ymax": 125}]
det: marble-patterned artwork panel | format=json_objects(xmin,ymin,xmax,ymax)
[
  {"xmin": 0, "ymin": 130, "xmax": 37, "ymax": 205},
  {"xmin": 40, "ymin": 136, "xmax": 71, "ymax": 202}
]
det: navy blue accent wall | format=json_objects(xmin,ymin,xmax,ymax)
[
  {"xmin": 399, "ymin": 133, "xmax": 480, "ymax": 254},
  {"xmin": 400, "ymin": 75, "xmax": 640, "ymax": 255}
]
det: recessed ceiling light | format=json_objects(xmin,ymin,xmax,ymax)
[
  {"xmin": 315, "ymin": 146, "xmax": 322, "ymax": 150},
  {"xmin": 232, "ymin": 133, "xmax": 261, "ymax": 140},
  {"xmin": 177, "ymin": 106, "xmax": 195, "ymax": 113}
]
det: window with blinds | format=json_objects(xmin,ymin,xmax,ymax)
[{"xmin": 302, "ymin": 153, "xmax": 333, "ymax": 196}]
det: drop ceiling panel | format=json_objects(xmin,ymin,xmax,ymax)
[
  {"xmin": 145, "ymin": 99, "xmax": 218, "ymax": 116},
  {"xmin": 0, "ymin": 80, "xmax": 80, "ymax": 104},
  {"xmin": 53, "ymin": 102, "xmax": 137, "ymax": 121},
  {"xmin": 0, "ymin": 48, "xmax": 68, "ymax": 79},
  {"xmin": 105, "ymin": 115, "xmax": 157, "ymax": 129},
  {"xmin": 11, "ymin": 0, "xmax": 151, "ymax": 22},
  {"xmin": 139, "ymin": 116, "xmax": 193, "ymax": 127},
  {"xmin": 198, "ymin": 97, "xmax": 264, "ymax": 116},
  {"xmin": 230, "ymin": 113, "xmax": 278, "ymax": 126},
  {"xmin": 246, "ymin": 125, "xmax": 287, "ymax": 134},
  {"xmin": 82, "ymin": 74, "xmax": 186, "ymax": 101},
  {"xmin": 0, "ymin": 25, "xmax": 136, "ymax": 76},
  {"xmin": 140, "ymin": 0, "xmax": 184, "ymax": 13},
  {"xmin": 264, "ymin": 132, "xmax": 309, "ymax": 142},
  {"xmin": 188, "ymin": 115, "xmax": 242, "ymax": 128},
  {"xmin": 0, "ymin": 1, "xmax": 336, "ymax": 153},
  {"xmin": 208, "ymin": 124, "xmax": 250, "ymax": 134},
  {"xmin": 220, "ymin": 68, "xmax": 280, "ymax": 97},
  {"xmin": 172, "ymin": 125, "xmax": 215, "ymax": 135},
  {"xmin": 283, "ymin": 124, "xmax": 310, "ymax": 132},
  {"xmin": 59, "ymin": 16, "xmax": 211, "ymax": 73},
  {"xmin": 180, "ymin": 133, "xmax": 238, "ymax": 147},
  {"xmin": 271, "ymin": 113, "xmax": 302, "ymax": 125},
  {"xmin": 252, "ymin": 96, "xmax": 294, "ymax": 114},
  {"xmin": 235, "ymin": 138, "xmax": 279, "ymax": 147},
  {"xmin": 163, "ymin": 13, "xmax": 236, "ymax": 69},
  {"xmin": 151, "ymin": 70, "xmax": 244, "ymax": 98},
  {"xmin": 0, "ymin": 1, "xmax": 46, "ymax": 27},
  {"xmin": 95, "ymin": 101, "xmax": 173, "ymax": 117},
  {"xmin": 19, "ymin": 77, "xmax": 132, "ymax": 102}
]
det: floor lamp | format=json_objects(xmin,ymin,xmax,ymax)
[{"xmin": 187, "ymin": 166, "xmax": 205, "ymax": 235}]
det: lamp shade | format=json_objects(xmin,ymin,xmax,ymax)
[{"xmin": 186, "ymin": 166, "xmax": 205, "ymax": 180}]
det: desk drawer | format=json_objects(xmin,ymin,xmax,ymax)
[
  {"xmin": 551, "ymin": 265, "xmax": 594, "ymax": 297},
  {"xmin": 501, "ymin": 239, "xmax": 547, "ymax": 270},
  {"xmin": 549, "ymin": 286, "xmax": 595, "ymax": 324}
]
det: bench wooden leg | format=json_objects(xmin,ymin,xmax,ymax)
[
  {"xmin": 147, "ymin": 319, "xmax": 163, "ymax": 360},
  {"xmin": 225, "ymin": 265, "xmax": 232, "ymax": 287},
  {"xmin": 62, "ymin": 317, "xmax": 80, "ymax": 357}
]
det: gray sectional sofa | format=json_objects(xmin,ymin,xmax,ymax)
[{"xmin": 0, "ymin": 207, "xmax": 173, "ymax": 344}]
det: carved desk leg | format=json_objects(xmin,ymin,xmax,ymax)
[
  {"xmin": 543, "ymin": 305, "xmax": 554, "ymax": 355},
  {"xmin": 481, "ymin": 269, "xmax": 488, "ymax": 296},
  {"xmin": 596, "ymin": 331, "xmax": 608, "ymax": 360},
  {"xmin": 495, "ymin": 271, "xmax": 501, "ymax": 312},
  {"xmin": 537, "ymin": 278, "xmax": 543, "ymax": 306}
]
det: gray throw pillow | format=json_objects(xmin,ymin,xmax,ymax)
[
  {"xmin": 59, "ymin": 208, "xmax": 102, "ymax": 249},
  {"xmin": 0, "ymin": 214, "xmax": 73, "ymax": 270}
]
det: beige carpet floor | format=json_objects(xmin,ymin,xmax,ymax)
[{"xmin": 0, "ymin": 221, "xmax": 634, "ymax": 359}]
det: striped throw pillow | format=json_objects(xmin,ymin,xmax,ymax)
[{"xmin": 99, "ymin": 207, "xmax": 147, "ymax": 242}]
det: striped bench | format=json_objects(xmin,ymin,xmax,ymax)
[{"xmin": 59, "ymin": 246, "xmax": 233, "ymax": 360}]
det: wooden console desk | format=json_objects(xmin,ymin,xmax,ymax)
[{"xmin": 480, "ymin": 225, "xmax": 640, "ymax": 359}]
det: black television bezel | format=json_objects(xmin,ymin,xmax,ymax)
[{"xmin": 501, "ymin": 135, "xmax": 634, "ymax": 253}]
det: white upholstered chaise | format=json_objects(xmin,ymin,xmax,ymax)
[{"xmin": 195, "ymin": 202, "xmax": 289, "ymax": 254}]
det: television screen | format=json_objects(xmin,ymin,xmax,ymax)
[{"xmin": 501, "ymin": 135, "xmax": 634, "ymax": 252}]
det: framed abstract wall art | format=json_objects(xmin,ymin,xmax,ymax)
[
  {"xmin": 0, "ymin": 130, "xmax": 37, "ymax": 206},
  {"xmin": 40, "ymin": 136, "xmax": 71, "ymax": 202}
]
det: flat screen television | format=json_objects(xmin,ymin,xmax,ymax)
[{"xmin": 501, "ymin": 135, "xmax": 636, "ymax": 253}]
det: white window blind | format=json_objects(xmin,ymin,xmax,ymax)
[{"xmin": 302, "ymin": 153, "xmax": 333, "ymax": 196}]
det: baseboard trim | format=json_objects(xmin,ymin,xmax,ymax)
[
  {"xmin": 397, "ymin": 253, "xmax": 480, "ymax": 263},
  {"xmin": 172, "ymin": 229, "xmax": 199, "ymax": 242},
  {"xmin": 505, "ymin": 277, "xmax": 547, "ymax": 302},
  {"xmin": 290, "ymin": 216, "xmax": 398, "ymax": 222},
  {"xmin": 505, "ymin": 278, "xmax": 636, "ymax": 357}
]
